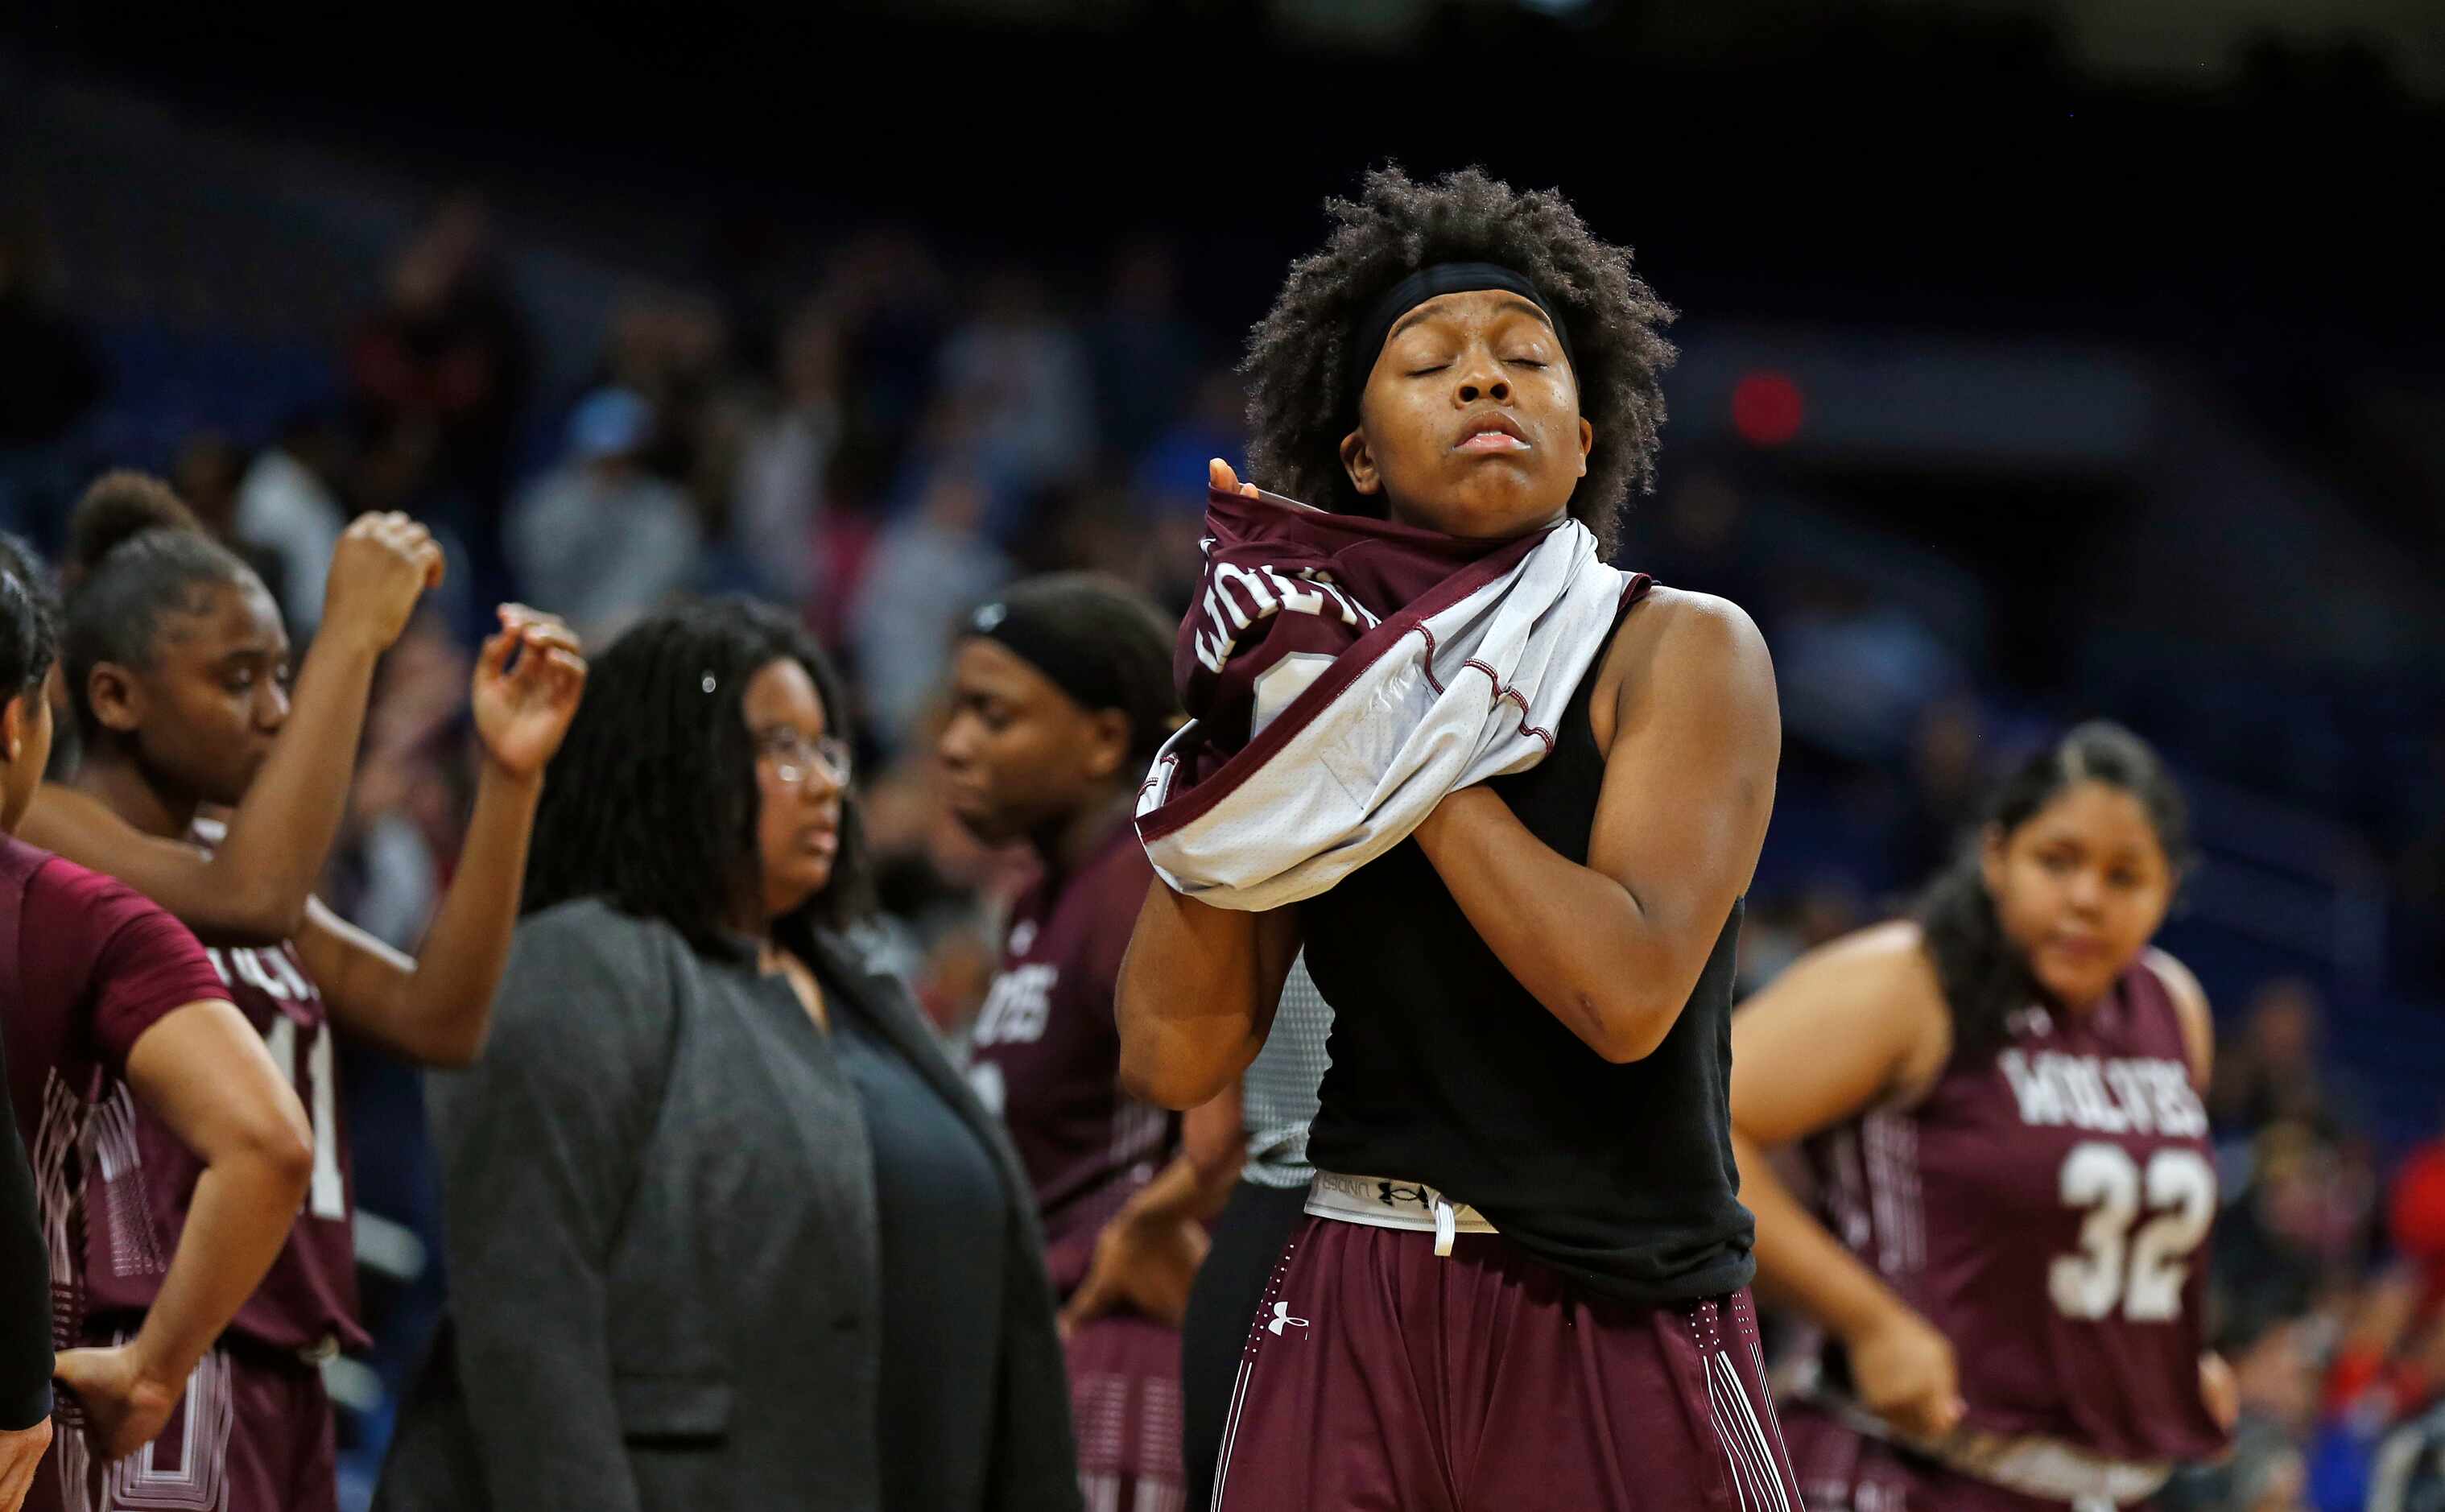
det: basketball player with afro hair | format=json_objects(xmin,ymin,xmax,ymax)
[{"xmin": 1125, "ymin": 166, "xmax": 1799, "ymax": 1510}]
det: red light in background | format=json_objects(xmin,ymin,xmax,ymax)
[{"xmin": 1731, "ymin": 370, "xmax": 1805, "ymax": 446}]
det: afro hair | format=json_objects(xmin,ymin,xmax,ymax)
[{"xmin": 1241, "ymin": 165, "xmax": 1676, "ymax": 559}]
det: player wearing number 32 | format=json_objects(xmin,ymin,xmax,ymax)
[
  {"xmin": 19, "ymin": 479, "xmax": 584, "ymax": 1512},
  {"xmin": 1728, "ymin": 722, "xmax": 2236, "ymax": 1512}
]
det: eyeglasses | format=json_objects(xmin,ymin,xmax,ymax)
[{"xmin": 752, "ymin": 728, "xmax": 853, "ymax": 789}]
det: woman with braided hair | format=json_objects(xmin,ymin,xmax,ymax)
[
  {"xmin": 1118, "ymin": 167, "xmax": 1796, "ymax": 1510},
  {"xmin": 380, "ymin": 598, "xmax": 1080, "ymax": 1512}
]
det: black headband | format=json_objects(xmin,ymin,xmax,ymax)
[
  {"xmin": 965, "ymin": 597, "xmax": 1138, "ymax": 725},
  {"xmin": 1348, "ymin": 262, "xmax": 1576, "ymax": 412}
]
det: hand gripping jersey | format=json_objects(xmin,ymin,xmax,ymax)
[
  {"xmin": 1803, "ymin": 957, "xmax": 2228, "ymax": 1468},
  {"xmin": 1137, "ymin": 483, "xmax": 1638, "ymax": 911}
]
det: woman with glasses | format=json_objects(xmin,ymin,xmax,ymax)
[{"xmin": 377, "ymin": 597, "xmax": 1081, "ymax": 1512}]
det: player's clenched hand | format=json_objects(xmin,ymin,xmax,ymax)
[
  {"xmin": 1845, "ymin": 1305, "xmax": 1965, "ymax": 1440},
  {"xmin": 51, "ymin": 1345, "xmax": 179, "ymax": 1463},
  {"xmin": 471, "ymin": 605, "xmax": 589, "ymax": 782},
  {"xmin": 1060, "ymin": 1212, "xmax": 1211, "ymax": 1337},
  {"xmin": 0, "ymin": 1415, "xmax": 53, "ymax": 1510},
  {"xmin": 322, "ymin": 512, "xmax": 447, "ymax": 655},
  {"xmin": 1208, "ymin": 458, "xmax": 1260, "ymax": 499}
]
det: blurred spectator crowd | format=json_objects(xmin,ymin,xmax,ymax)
[{"xmin": 6, "ymin": 191, "xmax": 2444, "ymax": 1512}]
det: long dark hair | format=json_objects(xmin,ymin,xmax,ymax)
[
  {"xmin": 1912, "ymin": 721, "xmax": 2193, "ymax": 1060},
  {"xmin": 522, "ymin": 597, "xmax": 875, "ymax": 959}
]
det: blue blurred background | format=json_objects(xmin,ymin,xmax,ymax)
[{"xmin": 3, "ymin": 5, "xmax": 2440, "ymax": 1506}]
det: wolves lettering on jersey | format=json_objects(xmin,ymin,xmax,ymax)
[
  {"xmin": 1805, "ymin": 960, "xmax": 2225, "ymax": 1464},
  {"xmin": 966, "ymin": 824, "xmax": 1175, "ymax": 1292},
  {"xmin": 1187, "ymin": 560, "xmax": 1379, "ymax": 675},
  {"xmin": 972, "ymin": 964, "xmax": 1056, "ymax": 1047},
  {"xmin": 1997, "ymin": 1050, "xmax": 2208, "ymax": 1139}
]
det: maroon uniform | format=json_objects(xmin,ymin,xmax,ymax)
[
  {"xmin": 39, "ymin": 823, "xmax": 356, "ymax": 1512},
  {"xmin": 967, "ymin": 821, "xmax": 1185, "ymax": 1506},
  {"xmin": 1786, "ymin": 956, "xmax": 2228, "ymax": 1510},
  {"xmin": 0, "ymin": 836, "xmax": 342, "ymax": 1512},
  {"xmin": 1, "ymin": 837, "xmax": 226, "ymax": 1359}
]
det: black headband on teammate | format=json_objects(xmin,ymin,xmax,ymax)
[
  {"xmin": 963, "ymin": 576, "xmax": 1178, "ymax": 760},
  {"xmin": 1348, "ymin": 262, "xmax": 1577, "ymax": 413}
]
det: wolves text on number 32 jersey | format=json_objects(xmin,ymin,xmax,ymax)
[{"xmin": 1803, "ymin": 954, "xmax": 2227, "ymax": 1463}]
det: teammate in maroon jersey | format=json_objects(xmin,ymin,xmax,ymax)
[
  {"xmin": 20, "ymin": 480, "xmax": 584, "ymax": 1511},
  {"xmin": 1120, "ymin": 167, "xmax": 1793, "ymax": 1510},
  {"xmin": 940, "ymin": 572, "xmax": 1243, "ymax": 1510},
  {"xmin": 1730, "ymin": 723, "xmax": 2238, "ymax": 1510},
  {"xmin": 2, "ymin": 532, "xmax": 316, "ymax": 1509}
]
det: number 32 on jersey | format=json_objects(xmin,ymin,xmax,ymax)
[{"xmin": 2050, "ymin": 1142, "xmax": 2214, "ymax": 1322}]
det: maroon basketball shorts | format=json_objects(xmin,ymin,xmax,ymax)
[
  {"xmin": 1209, "ymin": 1215, "xmax": 1805, "ymax": 1512},
  {"xmin": 1782, "ymin": 1403, "xmax": 2150, "ymax": 1512},
  {"xmin": 33, "ymin": 1337, "xmax": 338, "ymax": 1512},
  {"xmin": 1068, "ymin": 1308, "xmax": 1188, "ymax": 1512}
]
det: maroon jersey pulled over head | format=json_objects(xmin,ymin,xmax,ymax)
[
  {"xmin": 1804, "ymin": 954, "xmax": 2226, "ymax": 1462},
  {"xmin": 80, "ymin": 823, "xmax": 364, "ymax": 1353},
  {"xmin": 0, "ymin": 836, "xmax": 229, "ymax": 1357},
  {"xmin": 966, "ymin": 823, "xmax": 1175, "ymax": 1292}
]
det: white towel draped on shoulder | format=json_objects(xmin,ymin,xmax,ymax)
[{"xmin": 1135, "ymin": 485, "xmax": 1642, "ymax": 911}]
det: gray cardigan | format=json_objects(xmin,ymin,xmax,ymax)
[{"xmin": 374, "ymin": 899, "xmax": 1082, "ymax": 1512}]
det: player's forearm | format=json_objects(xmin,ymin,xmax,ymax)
[
  {"xmin": 128, "ymin": 1146, "xmax": 312, "ymax": 1393},
  {"xmin": 388, "ymin": 762, "xmax": 543, "ymax": 1066},
  {"xmin": 1117, "ymin": 884, "xmax": 1285, "ymax": 1109},
  {"xmin": 203, "ymin": 634, "xmax": 388, "ymax": 936},
  {"xmin": 1411, "ymin": 786, "xmax": 1704, "ymax": 1064},
  {"xmin": 1116, "ymin": 1093, "xmax": 1245, "ymax": 1229},
  {"xmin": 1731, "ymin": 1126, "xmax": 1910, "ymax": 1345}
]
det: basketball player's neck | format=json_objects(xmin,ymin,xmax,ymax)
[
  {"xmin": 71, "ymin": 751, "xmax": 195, "ymax": 840},
  {"xmin": 1036, "ymin": 783, "xmax": 1134, "ymax": 877}
]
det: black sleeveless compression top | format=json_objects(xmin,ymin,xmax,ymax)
[{"xmin": 1300, "ymin": 583, "xmax": 1756, "ymax": 1306}]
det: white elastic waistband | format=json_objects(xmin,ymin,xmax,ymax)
[
  {"xmin": 1824, "ymin": 1394, "xmax": 2171, "ymax": 1506},
  {"xmin": 1305, "ymin": 1171, "xmax": 1497, "ymax": 1257}
]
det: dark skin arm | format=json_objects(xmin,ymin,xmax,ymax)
[
  {"xmin": 22, "ymin": 513, "xmax": 443, "ymax": 944},
  {"xmin": 1408, "ymin": 588, "xmax": 1780, "ymax": 1063},
  {"xmin": 297, "ymin": 612, "xmax": 585, "ymax": 1068},
  {"xmin": 1117, "ymin": 889, "xmax": 1302, "ymax": 1111},
  {"xmin": 1059, "ymin": 1087, "xmax": 1245, "ymax": 1334}
]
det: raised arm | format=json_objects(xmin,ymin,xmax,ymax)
[
  {"xmin": 1727, "ymin": 923, "xmax": 1962, "ymax": 1438},
  {"xmin": 300, "ymin": 609, "xmax": 584, "ymax": 1068},
  {"xmin": 53, "ymin": 1002, "xmax": 312, "ymax": 1460},
  {"xmin": 1117, "ymin": 886, "xmax": 1301, "ymax": 1111},
  {"xmin": 23, "ymin": 514, "xmax": 443, "ymax": 944},
  {"xmin": 1408, "ymin": 589, "xmax": 1779, "ymax": 1063}
]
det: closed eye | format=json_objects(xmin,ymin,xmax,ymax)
[{"xmin": 1406, "ymin": 365, "xmax": 1449, "ymax": 378}]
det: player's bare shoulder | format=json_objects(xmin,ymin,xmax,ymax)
[
  {"xmin": 1595, "ymin": 585, "xmax": 1778, "ymax": 750},
  {"xmin": 1743, "ymin": 920, "xmax": 1953, "ymax": 1100},
  {"xmin": 2141, "ymin": 947, "xmax": 2215, "ymax": 1089}
]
